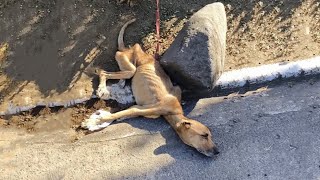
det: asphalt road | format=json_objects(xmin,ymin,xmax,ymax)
[{"xmin": 1, "ymin": 77, "xmax": 320, "ymax": 180}]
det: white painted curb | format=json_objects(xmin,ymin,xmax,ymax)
[{"xmin": 217, "ymin": 56, "xmax": 320, "ymax": 89}]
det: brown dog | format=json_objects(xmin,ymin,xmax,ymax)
[{"xmin": 81, "ymin": 19, "xmax": 219, "ymax": 157}]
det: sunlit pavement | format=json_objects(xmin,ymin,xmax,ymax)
[{"xmin": 1, "ymin": 77, "xmax": 319, "ymax": 180}]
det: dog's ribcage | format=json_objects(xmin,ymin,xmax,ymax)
[{"xmin": 131, "ymin": 62, "xmax": 173, "ymax": 105}]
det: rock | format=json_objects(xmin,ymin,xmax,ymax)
[{"xmin": 160, "ymin": 2, "xmax": 227, "ymax": 91}]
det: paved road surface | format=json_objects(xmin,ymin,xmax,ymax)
[{"xmin": 1, "ymin": 77, "xmax": 320, "ymax": 180}]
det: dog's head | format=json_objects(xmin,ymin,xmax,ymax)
[{"xmin": 176, "ymin": 118, "xmax": 219, "ymax": 157}]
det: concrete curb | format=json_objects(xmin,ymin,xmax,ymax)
[{"xmin": 217, "ymin": 56, "xmax": 320, "ymax": 89}]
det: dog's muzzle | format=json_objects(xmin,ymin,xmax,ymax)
[{"xmin": 198, "ymin": 147, "xmax": 220, "ymax": 157}]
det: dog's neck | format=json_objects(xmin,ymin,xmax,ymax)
[{"xmin": 164, "ymin": 114, "xmax": 185, "ymax": 130}]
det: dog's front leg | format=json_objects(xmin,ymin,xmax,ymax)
[{"xmin": 81, "ymin": 105, "xmax": 163, "ymax": 131}]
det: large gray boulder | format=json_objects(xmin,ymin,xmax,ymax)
[{"xmin": 160, "ymin": 2, "xmax": 227, "ymax": 91}]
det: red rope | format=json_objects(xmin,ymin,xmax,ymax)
[{"xmin": 155, "ymin": 0, "xmax": 160, "ymax": 60}]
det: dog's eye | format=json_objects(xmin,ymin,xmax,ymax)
[{"xmin": 201, "ymin": 133, "xmax": 209, "ymax": 138}]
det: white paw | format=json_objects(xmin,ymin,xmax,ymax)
[
  {"xmin": 81, "ymin": 118, "xmax": 101, "ymax": 131},
  {"xmin": 96, "ymin": 85, "xmax": 110, "ymax": 99},
  {"xmin": 81, "ymin": 110, "xmax": 113, "ymax": 131}
]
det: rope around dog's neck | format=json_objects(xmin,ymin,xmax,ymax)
[{"xmin": 155, "ymin": 0, "xmax": 160, "ymax": 60}]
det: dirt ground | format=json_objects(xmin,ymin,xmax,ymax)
[{"xmin": 0, "ymin": 0, "xmax": 320, "ymax": 135}]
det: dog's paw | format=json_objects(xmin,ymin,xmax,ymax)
[
  {"xmin": 81, "ymin": 118, "xmax": 102, "ymax": 131},
  {"xmin": 81, "ymin": 110, "xmax": 113, "ymax": 131},
  {"xmin": 96, "ymin": 85, "xmax": 110, "ymax": 99}
]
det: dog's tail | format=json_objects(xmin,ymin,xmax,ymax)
[{"xmin": 118, "ymin": 18, "xmax": 136, "ymax": 51}]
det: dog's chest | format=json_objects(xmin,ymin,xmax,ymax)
[{"xmin": 132, "ymin": 64, "xmax": 168, "ymax": 105}]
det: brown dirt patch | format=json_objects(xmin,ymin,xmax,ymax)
[
  {"xmin": 142, "ymin": 0, "xmax": 320, "ymax": 70},
  {"xmin": 0, "ymin": 99, "xmax": 125, "ymax": 134}
]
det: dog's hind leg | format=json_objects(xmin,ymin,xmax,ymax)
[
  {"xmin": 81, "ymin": 95, "xmax": 183, "ymax": 130},
  {"xmin": 100, "ymin": 51, "xmax": 136, "ymax": 80}
]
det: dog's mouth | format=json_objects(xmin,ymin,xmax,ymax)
[{"xmin": 197, "ymin": 147, "xmax": 220, "ymax": 157}]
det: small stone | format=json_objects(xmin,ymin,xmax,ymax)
[
  {"xmin": 308, "ymin": 79, "xmax": 315, "ymax": 85},
  {"xmin": 232, "ymin": 118, "xmax": 240, "ymax": 123},
  {"xmin": 288, "ymin": 82, "xmax": 294, "ymax": 88},
  {"xmin": 289, "ymin": 145, "xmax": 298, "ymax": 150},
  {"xmin": 305, "ymin": 27, "xmax": 310, "ymax": 35}
]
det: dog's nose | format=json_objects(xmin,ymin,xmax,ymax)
[
  {"xmin": 200, "ymin": 147, "xmax": 220, "ymax": 157},
  {"xmin": 212, "ymin": 147, "xmax": 220, "ymax": 155}
]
